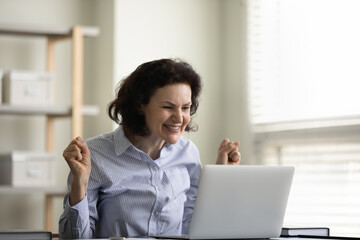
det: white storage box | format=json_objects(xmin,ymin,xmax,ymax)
[
  {"xmin": 0, "ymin": 69, "xmax": 3, "ymax": 105},
  {"xmin": 3, "ymin": 70, "xmax": 54, "ymax": 106},
  {"xmin": 0, "ymin": 151, "xmax": 56, "ymax": 187}
]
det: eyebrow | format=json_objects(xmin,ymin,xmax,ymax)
[{"xmin": 161, "ymin": 101, "xmax": 192, "ymax": 106}]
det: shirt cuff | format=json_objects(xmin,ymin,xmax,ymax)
[{"xmin": 65, "ymin": 194, "xmax": 90, "ymax": 223}]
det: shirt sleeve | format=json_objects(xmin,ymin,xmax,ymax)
[
  {"xmin": 182, "ymin": 148, "xmax": 202, "ymax": 234},
  {"xmin": 58, "ymin": 172, "xmax": 100, "ymax": 239}
]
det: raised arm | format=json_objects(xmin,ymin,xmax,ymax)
[
  {"xmin": 59, "ymin": 137, "xmax": 97, "ymax": 239},
  {"xmin": 62, "ymin": 136, "xmax": 91, "ymax": 206}
]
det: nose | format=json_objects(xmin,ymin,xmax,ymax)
[{"xmin": 172, "ymin": 109, "xmax": 182, "ymax": 123}]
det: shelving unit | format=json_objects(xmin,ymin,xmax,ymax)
[
  {"xmin": 0, "ymin": 105, "xmax": 99, "ymax": 116},
  {"xmin": 0, "ymin": 23, "xmax": 99, "ymax": 232}
]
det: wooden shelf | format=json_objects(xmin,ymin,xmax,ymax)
[
  {"xmin": 0, "ymin": 23, "xmax": 99, "ymax": 232},
  {"xmin": 0, "ymin": 23, "xmax": 100, "ymax": 139},
  {"xmin": 0, "ymin": 22, "xmax": 99, "ymax": 38},
  {"xmin": 0, "ymin": 186, "xmax": 66, "ymax": 195},
  {"xmin": 0, "ymin": 104, "xmax": 99, "ymax": 116}
]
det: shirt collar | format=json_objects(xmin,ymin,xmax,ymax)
[
  {"xmin": 113, "ymin": 125, "xmax": 132, "ymax": 156},
  {"xmin": 113, "ymin": 125, "xmax": 180, "ymax": 158}
]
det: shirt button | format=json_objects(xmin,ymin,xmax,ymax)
[
  {"xmin": 157, "ymin": 187, "xmax": 162, "ymax": 191},
  {"xmin": 154, "ymin": 211, "xmax": 159, "ymax": 216}
]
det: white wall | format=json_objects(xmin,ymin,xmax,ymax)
[
  {"xmin": 222, "ymin": 0, "xmax": 253, "ymax": 164},
  {"xmin": 83, "ymin": 1, "xmax": 116, "ymax": 138},
  {"xmin": 114, "ymin": 0, "xmax": 251, "ymax": 165},
  {"xmin": 114, "ymin": 0, "xmax": 225, "ymax": 164},
  {"xmin": 0, "ymin": 0, "xmax": 251, "ymax": 232}
]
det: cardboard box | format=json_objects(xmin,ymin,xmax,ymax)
[
  {"xmin": 0, "ymin": 151, "xmax": 56, "ymax": 187},
  {"xmin": 3, "ymin": 70, "xmax": 54, "ymax": 106}
]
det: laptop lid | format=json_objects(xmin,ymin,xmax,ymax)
[{"xmin": 188, "ymin": 165, "xmax": 294, "ymax": 239}]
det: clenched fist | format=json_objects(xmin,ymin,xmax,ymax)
[
  {"xmin": 216, "ymin": 139, "xmax": 241, "ymax": 165},
  {"xmin": 63, "ymin": 137, "xmax": 91, "ymax": 206}
]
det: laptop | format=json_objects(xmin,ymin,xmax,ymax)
[{"xmin": 151, "ymin": 165, "xmax": 294, "ymax": 239}]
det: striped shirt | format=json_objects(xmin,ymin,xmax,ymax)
[{"xmin": 59, "ymin": 126, "xmax": 202, "ymax": 239}]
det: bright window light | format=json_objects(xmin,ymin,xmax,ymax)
[
  {"xmin": 248, "ymin": 0, "xmax": 360, "ymax": 124},
  {"xmin": 247, "ymin": 0, "xmax": 360, "ymax": 237}
]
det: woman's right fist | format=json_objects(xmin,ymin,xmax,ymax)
[
  {"xmin": 63, "ymin": 137, "xmax": 91, "ymax": 205},
  {"xmin": 63, "ymin": 137, "xmax": 91, "ymax": 180}
]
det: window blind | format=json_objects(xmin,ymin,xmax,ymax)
[
  {"xmin": 261, "ymin": 136, "xmax": 360, "ymax": 236},
  {"xmin": 247, "ymin": 0, "xmax": 360, "ymax": 236},
  {"xmin": 247, "ymin": 0, "xmax": 360, "ymax": 124}
]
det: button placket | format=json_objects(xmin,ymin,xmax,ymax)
[{"xmin": 148, "ymin": 163, "xmax": 164, "ymax": 235}]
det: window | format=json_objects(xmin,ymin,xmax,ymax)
[{"xmin": 247, "ymin": 0, "xmax": 360, "ymax": 236}]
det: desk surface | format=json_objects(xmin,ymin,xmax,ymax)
[{"xmin": 53, "ymin": 237, "xmax": 360, "ymax": 240}]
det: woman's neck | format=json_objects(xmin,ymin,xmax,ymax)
[{"xmin": 130, "ymin": 135, "xmax": 165, "ymax": 160}]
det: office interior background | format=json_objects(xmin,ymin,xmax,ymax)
[{"xmin": 0, "ymin": 0, "xmax": 359, "ymax": 237}]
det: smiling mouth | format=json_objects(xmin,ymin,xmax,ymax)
[{"xmin": 164, "ymin": 125, "xmax": 181, "ymax": 131}]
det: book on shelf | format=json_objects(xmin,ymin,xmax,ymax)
[
  {"xmin": 0, "ymin": 230, "xmax": 52, "ymax": 240},
  {"xmin": 281, "ymin": 227, "xmax": 330, "ymax": 237}
]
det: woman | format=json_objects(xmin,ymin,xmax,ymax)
[{"xmin": 59, "ymin": 58, "xmax": 240, "ymax": 239}]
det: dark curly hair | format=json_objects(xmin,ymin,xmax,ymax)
[{"xmin": 108, "ymin": 58, "xmax": 202, "ymax": 139}]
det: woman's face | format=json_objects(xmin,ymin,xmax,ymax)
[{"xmin": 141, "ymin": 83, "xmax": 192, "ymax": 145}]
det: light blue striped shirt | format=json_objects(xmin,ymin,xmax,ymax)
[{"xmin": 59, "ymin": 126, "xmax": 202, "ymax": 239}]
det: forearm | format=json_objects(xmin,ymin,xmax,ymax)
[{"xmin": 69, "ymin": 175, "xmax": 88, "ymax": 206}]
